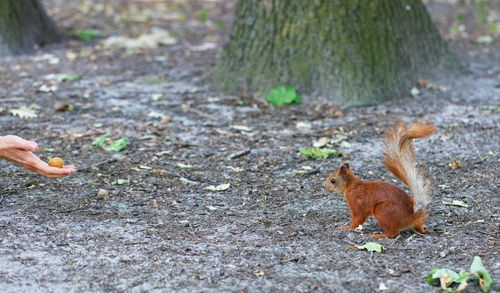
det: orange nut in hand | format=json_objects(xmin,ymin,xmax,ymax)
[{"xmin": 48, "ymin": 157, "xmax": 64, "ymax": 168}]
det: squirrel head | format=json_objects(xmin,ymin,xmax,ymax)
[{"xmin": 324, "ymin": 162, "xmax": 353, "ymax": 193}]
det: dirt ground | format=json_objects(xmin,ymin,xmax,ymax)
[{"xmin": 0, "ymin": 0, "xmax": 499, "ymax": 292}]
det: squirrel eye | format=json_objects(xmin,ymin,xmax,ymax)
[{"xmin": 330, "ymin": 178, "xmax": 336, "ymax": 184}]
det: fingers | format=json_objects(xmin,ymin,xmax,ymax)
[
  {"xmin": 18, "ymin": 138, "xmax": 38, "ymax": 152},
  {"xmin": 1, "ymin": 136, "xmax": 75, "ymax": 178},
  {"xmin": 3, "ymin": 135, "xmax": 38, "ymax": 152},
  {"xmin": 16, "ymin": 151, "xmax": 76, "ymax": 178},
  {"xmin": 31, "ymin": 158, "xmax": 76, "ymax": 178},
  {"xmin": 41, "ymin": 165, "xmax": 76, "ymax": 178}
]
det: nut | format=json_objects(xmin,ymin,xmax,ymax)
[{"xmin": 48, "ymin": 157, "xmax": 64, "ymax": 168}]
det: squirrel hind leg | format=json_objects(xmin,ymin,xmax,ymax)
[{"xmin": 372, "ymin": 202, "xmax": 402, "ymax": 238}]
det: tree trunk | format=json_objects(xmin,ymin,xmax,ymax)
[
  {"xmin": 0, "ymin": 0, "xmax": 61, "ymax": 56},
  {"xmin": 213, "ymin": 0, "xmax": 464, "ymax": 107}
]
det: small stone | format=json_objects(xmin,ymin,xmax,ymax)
[
  {"xmin": 97, "ymin": 189, "xmax": 108, "ymax": 196},
  {"xmin": 378, "ymin": 282, "xmax": 389, "ymax": 291},
  {"xmin": 160, "ymin": 115, "xmax": 171, "ymax": 123}
]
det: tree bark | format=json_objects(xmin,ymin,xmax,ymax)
[
  {"xmin": 213, "ymin": 0, "xmax": 464, "ymax": 107},
  {"xmin": 0, "ymin": 0, "xmax": 62, "ymax": 56}
]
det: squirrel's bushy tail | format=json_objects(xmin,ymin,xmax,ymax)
[{"xmin": 382, "ymin": 119, "xmax": 437, "ymax": 211}]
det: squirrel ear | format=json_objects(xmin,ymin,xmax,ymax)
[{"xmin": 339, "ymin": 163, "xmax": 350, "ymax": 182}]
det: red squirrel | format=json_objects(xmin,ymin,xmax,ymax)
[{"xmin": 324, "ymin": 120, "xmax": 437, "ymax": 238}]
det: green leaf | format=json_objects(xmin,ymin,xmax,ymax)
[
  {"xmin": 216, "ymin": 21, "xmax": 225, "ymax": 28},
  {"xmin": 266, "ymin": 86, "xmax": 301, "ymax": 106},
  {"xmin": 432, "ymin": 268, "xmax": 460, "ymax": 283},
  {"xmin": 406, "ymin": 234, "xmax": 416, "ymax": 242},
  {"xmin": 177, "ymin": 163, "xmax": 193, "ymax": 169},
  {"xmin": 428, "ymin": 268, "xmax": 470, "ymax": 292},
  {"xmin": 136, "ymin": 76, "xmax": 164, "ymax": 84},
  {"xmin": 480, "ymin": 105, "xmax": 500, "ymax": 111},
  {"xmin": 91, "ymin": 132, "xmax": 111, "ymax": 147},
  {"xmin": 55, "ymin": 73, "xmax": 81, "ymax": 82},
  {"xmin": 355, "ymin": 242, "xmax": 383, "ymax": 252},
  {"xmin": 299, "ymin": 147, "xmax": 340, "ymax": 160},
  {"xmin": 480, "ymin": 151, "xmax": 496, "ymax": 160},
  {"xmin": 475, "ymin": 35, "xmax": 493, "ymax": 44},
  {"xmin": 104, "ymin": 137, "xmax": 129, "ymax": 152},
  {"xmin": 198, "ymin": 10, "xmax": 208, "ymax": 21},
  {"xmin": 427, "ymin": 267, "xmax": 439, "ymax": 285},
  {"xmin": 470, "ymin": 256, "xmax": 493, "ymax": 292},
  {"xmin": 112, "ymin": 179, "xmax": 128, "ymax": 185},
  {"xmin": 72, "ymin": 29, "xmax": 100, "ymax": 41}
]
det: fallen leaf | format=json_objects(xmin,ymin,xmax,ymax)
[
  {"xmin": 148, "ymin": 111, "xmax": 166, "ymax": 119},
  {"xmin": 266, "ymin": 85, "xmax": 301, "ymax": 106},
  {"xmin": 72, "ymin": 29, "xmax": 100, "ymax": 41},
  {"xmin": 410, "ymin": 87, "xmax": 420, "ymax": 97},
  {"xmin": 177, "ymin": 163, "xmax": 193, "ymax": 169},
  {"xmin": 136, "ymin": 76, "xmax": 164, "ymax": 84},
  {"xmin": 9, "ymin": 106, "xmax": 38, "ymax": 119},
  {"xmin": 54, "ymin": 73, "xmax": 81, "ymax": 82},
  {"xmin": 229, "ymin": 125, "xmax": 252, "ymax": 132},
  {"xmin": 469, "ymin": 256, "xmax": 493, "ymax": 293},
  {"xmin": 299, "ymin": 147, "xmax": 341, "ymax": 160},
  {"xmin": 442, "ymin": 200, "xmax": 468, "ymax": 208},
  {"xmin": 475, "ymin": 35, "xmax": 493, "ymax": 44},
  {"xmin": 151, "ymin": 93, "xmax": 164, "ymax": 101},
  {"xmin": 226, "ymin": 166, "xmax": 245, "ymax": 173},
  {"xmin": 428, "ymin": 267, "xmax": 470, "ymax": 292},
  {"xmin": 54, "ymin": 103, "xmax": 75, "ymax": 112},
  {"xmin": 112, "ymin": 179, "xmax": 128, "ymax": 185},
  {"xmin": 296, "ymin": 122, "xmax": 312, "ymax": 130},
  {"xmin": 479, "ymin": 151, "xmax": 496, "ymax": 159},
  {"xmin": 480, "ymin": 105, "xmax": 500, "ymax": 111},
  {"xmin": 312, "ymin": 137, "xmax": 329, "ymax": 148},
  {"xmin": 179, "ymin": 177, "xmax": 199, "ymax": 185},
  {"xmin": 91, "ymin": 132, "xmax": 111, "ymax": 147},
  {"xmin": 448, "ymin": 160, "xmax": 460, "ymax": 169},
  {"xmin": 190, "ymin": 42, "xmax": 217, "ymax": 51},
  {"xmin": 102, "ymin": 27, "xmax": 177, "ymax": 49},
  {"xmin": 355, "ymin": 242, "xmax": 383, "ymax": 252},
  {"xmin": 104, "ymin": 137, "xmax": 128, "ymax": 152},
  {"xmin": 417, "ymin": 77, "xmax": 428, "ymax": 88},
  {"xmin": 205, "ymin": 183, "xmax": 230, "ymax": 191},
  {"xmin": 37, "ymin": 84, "xmax": 58, "ymax": 92}
]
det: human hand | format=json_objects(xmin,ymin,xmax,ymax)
[{"xmin": 0, "ymin": 135, "xmax": 76, "ymax": 178}]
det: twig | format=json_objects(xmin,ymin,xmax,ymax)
[
  {"xmin": 78, "ymin": 157, "xmax": 118, "ymax": 172},
  {"xmin": 187, "ymin": 108, "xmax": 219, "ymax": 121},
  {"xmin": 229, "ymin": 148, "xmax": 251, "ymax": 159},
  {"xmin": 392, "ymin": 234, "xmax": 402, "ymax": 244}
]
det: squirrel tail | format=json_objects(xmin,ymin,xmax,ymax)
[{"xmin": 382, "ymin": 119, "xmax": 437, "ymax": 211}]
